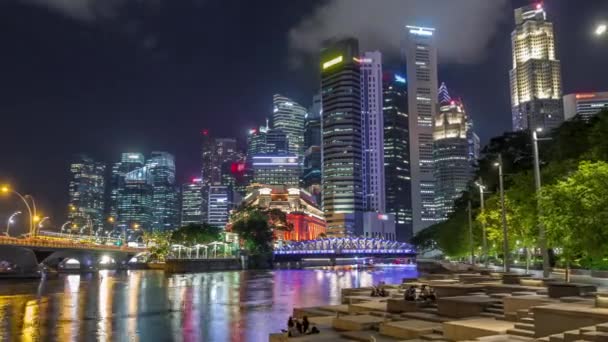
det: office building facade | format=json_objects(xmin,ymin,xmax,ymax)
[
  {"xmin": 207, "ymin": 185, "xmax": 231, "ymax": 229},
  {"xmin": 180, "ymin": 178, "xmax": 204, "ymax": 226},
  {"xmin": 273, "ymin": 94, "xmax": 307, "ymax": 157},
  {"xmin": 510, "ymin": 4, "xmax": 563, "ymax": 132},
  {"xmin": 146, "ymin": 152, "xmax": 179, "ymax": 232},
  {"xmin": 359, "ymin": 51, "xmax": 386, "ymax": 213},
  {"xmin": 563, "ymin": 92, "xmax": 608, "ymax": 121},
  {"xmin": 433, "ymin": 84, "xmax": 471, "ymax": 219},
  {"xmin": 252, "ymin": 155, "xmax": 300, "ymax": 186},
  {"xmin": 320, "ymin": 38, "xmax": 364, "ymax": 236},
  {"xmin": 68, "ymin": 154, "xmax": 106, "ymax": 233},
  {"xmin": 404, "ymin": 25, "xmax": 439, "ymax": 234},
  {"xmin": 382, "ymin": 71, "xmax": 413, "ymax": 241},
  {"xmin": 117, "ymin": 163, "xmax": 153, "ymax": 232}
]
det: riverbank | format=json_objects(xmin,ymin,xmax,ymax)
[{"xmin": 270, "ymin": 271, "xmax": 608, "ymax": 341}]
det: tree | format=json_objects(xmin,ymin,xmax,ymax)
[
  {"xmin": 230, "ymin": 207, "xmax": 274, "ymax": 255},
  {"xmin": 170, "ymin": 223, "xmax": 222, "ymax": 247},
  {"xmin": 539, "ymin": 161, "xmax": 608, "ymax": 281},
  {"xmin": 144, "ymin": 231, "xmax": 172, "ymax": 262}
]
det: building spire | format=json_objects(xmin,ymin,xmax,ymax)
[{"xmin": 438, "ymin": 82, "xmax": 452, "ymax": 105}]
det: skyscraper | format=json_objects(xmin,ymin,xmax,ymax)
[
  {"xmin": 117, "ymin": 162, "xmax": 153, "ymax": 232},
  {"xmin": 404, "ymin": 25, "xmax": 439, "ymax": 234},
  {"xmin": 252, "ymin": 155, "xmax": 300, "ymax": 186},
  {"xmin": 359, "ymin": 51, "xmax": 386, "ymax": 213},
  {"xmin": 265, "ymin": 128, "xmax": 289, "ymax": 154},
  {"xmin": 109, "ymin": 153, "xmax": 145, "ymax": 219},
  {"xmin": 510, "ymin": 3, "xmax": 563, "ymax": 132},
  {"xmin": 382, "ymin": 71, "xmax": 413, "ymax": 241},
  {"xmin": 68, "ymin": 154, "xmax": 106, "ymax": 234},
  {"xmin": 563, "ymin": 92, "xmax": 608, "ymax": 121},
  {"xmin": 181, "ymin": 178, "xmax": 203, "ymax": 226},
  {"xmin": 146, "ymin": 152, "xmax": 179, "ymax": 232},
  {"xmin": 320, "ymin": 38, "xmax": 363, "ymax": 236},
  {"xmin": 273, "ymin": 94, "xmax": 307, "ymax": 157},
  {"xmin": 247, "ymin": 125, "xmax": 269, "ymax": 157},
  {"xmin": 207, "ymin": 185, "xmax": 231, "ymax": 228},
  {"xmin": 433, "ymin": 84, "xmax": 471, "ymax": 219}
]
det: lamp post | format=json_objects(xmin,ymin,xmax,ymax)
[
  {"xmin": 60, "ymin": 221, "xmax": 71, "ymax": 237},
  {"xmin": 494, "ymin": 154, "xmax": 510, "ymax": 272},
  {"xmin": 475, "ymin": 180, "xmax": 488, "ymax": 267},
  {"xmin": 24, "ymin": 195, "xmax": 38, "ymax": 236},
  {"xmin": 533, "ymin": 128, "xmax": 552, "ymax": 277},
  {"xmin": 6, "ymin": 211, "xmax": 22, "ymax": 236},
  {"xmin": 596, "ymin": 23, "xmax": 607, "ymax": 36},
  {"xmin": 1, "ymin": 186, "xmax": 34, "ymax": 236},
  {"xmin": 38, "ymin": 217, "xmax": 50, "ymax": 232}
]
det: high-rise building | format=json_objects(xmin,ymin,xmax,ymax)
[
  {"xmin": 304, "ymin": 114, "xmax": 321, "ymax": 150},
  {"xmin": 273, "ymin": 94, "xmax": 307, "ymax": 157},
  {"xmin": 207, "ymin": 185, "xmax": 231, "ymax": 229},
  {"xmin": 310, "ymin": 93, "xmax": 322, "ymax": 119},
  {"xmin": 404, "ymin": 25, "xmax": 439, "ymax": 234},
  {"xmin": 510, "ymin": 3, "xmax": 563, "ymax": 132},
  {"xmin": 382, "ymin": 71, "xmax": 413, "ymax": 241},
  {"xmin": 252, "ymin": 155, "xmax": 300, "ymax": 186},
  {"xmin": 68, "ymin": 154, "xmax": 106, "ymax": 234},
  {"xmin": 320, "ymin": 37, "xmax": 364, "ymax": 236},
  {"xmin": 247, "ymin": 125, "xmax": 269, "ymax": 157},
  {"xmin": 302, "ymin": 146, "xmax": 322, "ymax": 204},
  {"xmin": 265, "ymin": 129, "xmax": 289, "ymax": 154},
  {"xmin": 563, "ymin": 92, "xmax": 608, "ymax": 121},
  {"xmin": 109, "ymin": 153, "xmax": 145, "ymax": 219},
  {"xmin": 117, "ymin": 163, "xmax": 153, "ymax": 232},
  {"xmin": 359, "ymin": 51, "xmax": 386, "ymax": 213},
  {"xmin": 146, "ymin": 152, "xmax": 179, "ymax": 232},
  {"xmin": 180, "ymin": 178, "xmax": 203, "ymax": 226},
  {"xmin": 433, "ymin": 84, "xmax": 471, "ymax": 219}
]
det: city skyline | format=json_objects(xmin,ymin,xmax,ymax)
[{"xmin": 1, "ymin": 0, "xmax": 608, "ymax": 226}]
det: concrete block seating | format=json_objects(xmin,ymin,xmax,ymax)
[
  {"xmin": 433, "ymin": 284, "xmax": 485, "ymax": 298},
  {"xmin": 332, "ymin": 314, "xmax": 386, "ymax": 331},
  {"xmin": 349, "ymin": 301, "xmax": 388, "ymax": 314},
  {"xmin": 437, "ymin": 295, "xmax": 498, "ymax": 318},
  {"xmin": 386, "ymin": 299, "xmax": 431, "ymax": 313},
  {"xmin": 502, "ymin": 295, "xmax": 554, "ymax": 315},
  {"xmin": 502, "ymin": 273, "xmax": 533, "ymax": 284},
  {"xmin": 533, "ymin": 302, "xmax": 608, "ymax": 337},
  {"xmin": 379, "ymin": 319, "xmax": 439, "ymax": 339},
  {"xmin": 442, "ymin": 318, "xmax": 515, "ymax": 341},
  {"xmin": 547, "ymin": 282, "xmax": 597, "ymax": 299}
]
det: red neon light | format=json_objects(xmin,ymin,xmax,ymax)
[
  {"xmin": 536, "ymin": 3, "xmax": 542, "ymax": 10},
  {"xmin": 201, "ymin": 129, "xmax": 209, "ymax": 136}
]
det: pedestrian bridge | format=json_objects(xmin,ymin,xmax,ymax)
[{"xmin": 273, "ymin": 237, "xmax": 416, "ymax": 262}]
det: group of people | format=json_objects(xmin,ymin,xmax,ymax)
[
  {"xmin": 404, "ymin": 284, "xmax": 436, "ymax": 302},
  {"xmin": 284, "ymin": 316, "xmax": 320, "ymax": 337},
  {"xmin": 370, "ymin": 281, "xmax": 389, "ymax": 297}
]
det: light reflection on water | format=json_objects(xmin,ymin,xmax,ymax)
[{"xmin": 0, "ymin": 267, "xmax": 417, "ymax": 341}]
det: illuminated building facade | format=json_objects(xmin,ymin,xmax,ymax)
[
  {"xmin": 117, "ymin": 163, "xmax": 153, "ymax": 232},
  {"xmin": 273, "ymin": 94, "xmax": 307, "ymax": 157},
  {"xmin": 180, "ymin": 178, "xmax": 203, "ymax": 226},
  {"xmin": 252, "ymin": 155, "xmax": 300, "ymax": 187},
  {"xmin": 302, "ymin": 146, "xmax": 322, "ymax": 204},
  {"xmin": 382, "ymin": 71, "xmax": 413, "ymax": 241},
  {"xmin": 563, "ymin": 92, "xmax": 608, "ymax": 121},
  {"xmin": 207, "ymin": 185, "xmax": 231, "ymax": 229},
  {"xmin": 68, "ymin": 154, "xmax": 106, "ymax": 233},
  {"xmin": 362, "ymin": 212, "xmax": 396, "ymax": 241},
  {"xmin": 404, "ymin": 25, "xmax": 439, "ymax": 234},
  {"xmin": 109, "ymin": 153, "xmax": 145, "ymax": 219},
  {"xmin": 146, "ymin": 152, "xmax": 179, "ymax": 232},
  {"xmin": 320, "ymin": 37, "xmax": 364, "ymax": 236},
  {"xmin": 359, "ymin": 51, "xmax": 386, "ymax": 213},
  {"xmin": 433, "ymin": 84, "xmax": 471, "ymax": 219},
  {"xmin": 239, "ymin": 186, "xmax": 326, "ymax": 241},
  {"xmin": 510, "ymin": 3, "xmax": 563, "ymax": 132}
]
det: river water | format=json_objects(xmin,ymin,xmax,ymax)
[{"xmin": 0, "ymin": 267, "xmax": 417, "ymax": 341}]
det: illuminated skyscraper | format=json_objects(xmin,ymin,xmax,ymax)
[
  {"xmin": 359, "ymin": 51, "xmax": 386, "ymax": 213},
  {"xmin": 510, "ymin": 3, "xmax": 563, "ymax": 131},
  {"xmin": 252, "ymin": 155, "xmax": 300, "ymax": 186},
  {"xmin": 109, "ymin": 153, "xmax": 145, "ymax": 219},
  {"xmin": 382, "ymin": 71, "xmax": 413, "ymax": 241},
  {"xmin": 68, "ymin": 154, "xmax": 106, "ymax": 233},
  {"xmin": 181, "ymin": 178, "xmax": 203, "ymax": 226},
  {"xmin": 320, "ymin": 37, "xmax": 363, "ymax": 236},
  {"xmin": 273, "ymin": 94, "xmax": 307, "ymax": 157},
  {"xmin": 404, "ymin": 25, "xmax": 439, "ymax": 234},
  {"xmin": 146, "ymin": 152, "xmax": 179, "ymax": 232},
  {"xmin": 117, "ymin": 162, "xmax": 153, "ymax": 232},
  {"xmin": 433, "ymin": 84, "xmax": 471, "ymax": 219},
  {"xmin": 563, "ymin": 92, "xmax": 608, "ymax": 121},
  {"xmin": 207, "ymin": 185, "xmax": 231, "ymax": 229}
]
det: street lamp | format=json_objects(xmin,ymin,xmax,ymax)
[
  {"xmin": 1, "ymin": 186, "xmax": 35, "ymax": 236},
  {"xmin": 60, "ymin": 221, "xmax": 71, "ymax": 237},
  {"xmin": 38, "ymin": 216, "xmax": 50, "ymax": 231},
  {"xmin": 494, "ymin": 154, "xmax": 510, "ymax": 272},
  {"xmin": 533, "ymin": 127, "xmax": 552, "ymax": 277},
  {"xmin": 474, "ymin": 180, "xmax": 488, "ymax": 267},
  {"xmin": 6, "ymin": 211, "xmax": 22, "ymax": 236},
  {"xmin": 25, "ymin": 195, "xmax": 38, "ymax": 236}
]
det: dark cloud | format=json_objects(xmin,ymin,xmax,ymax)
[
  {"xmin": 289, "ymin": 0, "xmax": 510, "ymax": 66},
  {"xmin": 19, "ymin": 0, "xmax": 162, "ymax": 21}
]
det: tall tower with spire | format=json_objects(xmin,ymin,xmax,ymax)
[{"xmin": 433, "ymin": 83, "xmax": 471, "ymax": 219}]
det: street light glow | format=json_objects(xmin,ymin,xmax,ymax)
[
  {"xmin": 596, "ymin": 24, "xmax": 607, "ymax": 36},
  {"xmin": 1, "ymin": 186, "xmax": 9, "ymax": 193}
]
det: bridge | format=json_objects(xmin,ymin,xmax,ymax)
[
  {"xmin": 0, "ymin": 235, "xmax": 146, "ymax": 276},
  {"xmin": 273, "ymin": 237, "xmax": 416, "ymax": 266}
]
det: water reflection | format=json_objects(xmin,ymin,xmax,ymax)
[{"xmin": 0, "ymin": 267, "xmax": 417, "ymax": 341}]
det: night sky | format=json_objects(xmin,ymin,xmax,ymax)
[{"xmin": 0, "ymin": 0, "xmax": 607, "ymax": 226}]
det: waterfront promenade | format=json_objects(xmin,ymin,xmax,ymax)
[{"xmin": 271, "ymin": 269, "xmax": 608, "ymax": 341}]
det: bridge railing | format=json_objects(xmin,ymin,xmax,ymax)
[{"xmin": 0, "ymin": 236, "xmax": 144, "ymax": 253}]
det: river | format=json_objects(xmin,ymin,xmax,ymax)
[{"xmin": 0, "ymin": 267, "xmax": 418, "ymax": 341}]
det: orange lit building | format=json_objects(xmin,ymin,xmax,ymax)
[{"xmin": 239, "ymin": 185, "xmax": 326, "ymax": 242}]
